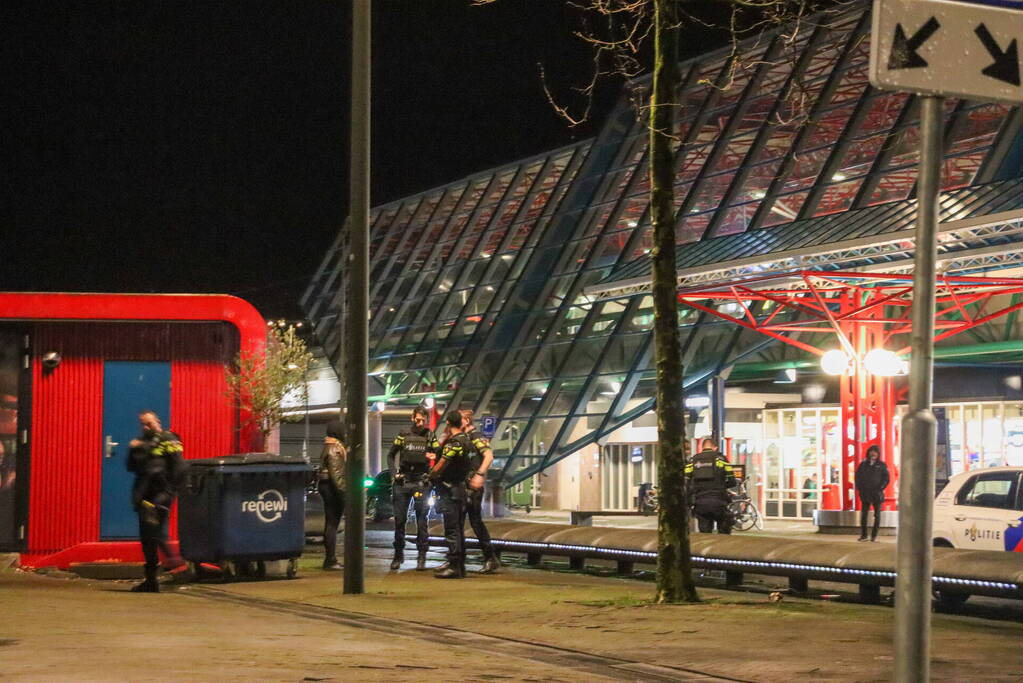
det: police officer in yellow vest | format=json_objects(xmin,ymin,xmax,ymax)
[
  {"xmin": 127, "ymin": 410, "xmax": 186, "ymax": 592},
  {"xmin": 684, "ymin": 438, "xmax": 737, "ymax": 534},
  {"xmin": 429, "ymin": 411, "xmax": 474, "ymax": 579},
  {"xmin": 387, "ymin": 406, "xmax": 439, "ymax": 570}
]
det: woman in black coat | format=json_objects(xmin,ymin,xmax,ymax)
[{"xmin": 855, "ymin": 444, "xmax": 890, "ymax": 542}]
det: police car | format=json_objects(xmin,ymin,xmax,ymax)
[{"xmin": 933, "ymin": 466, "xmax": 1023, "ymax": 552}]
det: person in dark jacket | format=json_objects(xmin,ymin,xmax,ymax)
[
  {"xmin": 429, "ymin": 411, "xmax": 473, "ymax": 579},
  {"xmin": 684, "ymin": 438, "xmax": 738, "ymax": 534},
  {"xmin": 855, "ymin": 444, "xmax": 890, "ymax": 542},
  {"xmin": 318, "ymin": 419, "xmax": 347, "ymax": 570},
  {"xmin": 127, "ymin": 410, "xmax": 186, "ymax": 593},
  {"xmin": 460, "ymin": 409, "xmax": 499, "ymax": 574},
  {"xmin": 387, "ymin": 406, "xmax": 440, "ymax": 570}
]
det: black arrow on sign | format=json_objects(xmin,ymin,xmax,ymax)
[
  {"xmin": 888, "ymin": 17, "xmax": 941, "ymax": 70},
  {"xmin": 975, "ymin": 23, "xmax": 1020, "ymax": 87}
]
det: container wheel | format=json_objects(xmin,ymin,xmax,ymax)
[{"xmin": 286, "ymin": 558, "xmax": 298, "ymax": 579}]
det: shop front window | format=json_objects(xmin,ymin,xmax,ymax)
[
  {"xmin": 1006, "ymin": 407, "xmax": 1023, "ymax": 467},
  {"xmin": 761, "ymin": 408, "xmax": 826, "ymax": 519}
]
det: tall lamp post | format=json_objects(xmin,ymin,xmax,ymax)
[{"xmin": 343, "ymin": 0, "xmax": 371, "ymax": 595}]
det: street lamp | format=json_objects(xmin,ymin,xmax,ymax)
[
  {"xmin": 863, "ymin": 348, "xmax": 907, "ymax": 377},
  {"xmin": 820, "ymin": 348, "xmax": 907, "ymax": 377},
  {"xmin": 820, "ymin": 349, "xmax": 851, "ymax": 375}
]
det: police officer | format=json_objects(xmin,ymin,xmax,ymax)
[
  {"xmin": 127, "ymin": 410, "xmax": 186, "ymax": 592},
  {"xmin": 461, "ymin": 409, "xmax": 499, "ymax": 574},
  {"xmin": 387, "ymin": 406, "xmax": 439, "ymax": 570},
  {"xmin": 428, "ymin": 411, "xmax": 473, "ymax": 579},
  {"xmin": 684, "ymin": 438, "xmax": 737, "ymax": 534}
]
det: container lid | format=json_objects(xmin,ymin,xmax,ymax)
[{"xmin": 186, "ymin": 453, "xmax": 311, "ymax": 468}]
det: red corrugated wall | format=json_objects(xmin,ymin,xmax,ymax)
[{"xmin": 28, "ymin": 322, "xmax": 239, "ymax": 555}]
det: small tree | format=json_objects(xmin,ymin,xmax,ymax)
[
  {"xmin": 225, "ymin": 324, "xmax": 314, "ymax": 446},
  {"xmin": 473, "ymin": 0, "xmax": 833, "ymax": 603}
]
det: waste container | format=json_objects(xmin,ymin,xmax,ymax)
[{"xmin": 178, "ymin": 453, "xmax": 311, "ymax": 579}]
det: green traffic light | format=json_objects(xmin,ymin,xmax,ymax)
[{"xmin": 363, "ymin": 478, "xmax": 374, "ymax": 487}]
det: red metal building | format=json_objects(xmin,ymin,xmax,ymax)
[{"xmin": 0, "ymin": 293, "xmax": 265, "ymax": 568}]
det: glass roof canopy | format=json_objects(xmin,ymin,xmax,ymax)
[{"xmin": 303, "ymin": 1, "xmax": 1022, "ymax": 486}]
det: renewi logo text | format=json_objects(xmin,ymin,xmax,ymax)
[{"xmin": 241, "ymin": 489, "xmax": 288, "ymax": 523}]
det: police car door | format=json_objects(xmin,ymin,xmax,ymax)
[{"xmin": 949, "ymin": 470, "xmax": 1023, "ymax": 551}]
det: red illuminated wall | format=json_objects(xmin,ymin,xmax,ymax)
[{"xmin": 27, "ymin": 322, "xmax": 238, "ymax": 555}]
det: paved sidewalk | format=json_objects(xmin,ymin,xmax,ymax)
[
  {"xmin": 1, "ymin": 567, "xmax": 631, "ymax": 683},
  {"xmin": 3, "ymin": 539, "xmax": 1021, "ymax": 682}
]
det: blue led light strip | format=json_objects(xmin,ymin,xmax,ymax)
[{"xmin": 426, "ymin": 536, "xmax": 1021, "ymax": 592}]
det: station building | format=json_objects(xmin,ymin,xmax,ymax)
[{"xmin": 302, "ymin": 1, "xmax": 1023, "ymax": 522}]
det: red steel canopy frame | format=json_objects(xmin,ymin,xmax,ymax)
[{"xmin": 677, "ymin": 270, "xmax": 1023, "ymax": 512}]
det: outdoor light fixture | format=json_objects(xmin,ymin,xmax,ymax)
[
  {"xmin": 773, "ymin": 368, "xmax": 797, "ymax": 384},
  {"xmin": 423, "ymin": 397, "xmax": 435, "ymax": 409},
  {"xmin": 803, "ymin": 383, "xmax": 827, "ymax": 403},
  {"xmin": 820, "ymin": 348, "xmax": 906, "ymax": 376},
  {"xmin": 863, "ymin": 348, "xmax": 906, "ymax": 376},
  {"xmin": 820, "ymin": 349, "xmax": 851, "ymax": 375}
]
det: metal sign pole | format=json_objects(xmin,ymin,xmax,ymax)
[
  {"xmin": 894, "ymin": 94, "xmax": 943, "ymax": 683},
  {"xmin": 343, "ymin": 0, "xmax": 371, "ymax": 595}
]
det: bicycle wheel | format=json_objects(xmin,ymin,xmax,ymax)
[
  {"xmin": 730, "ymin": 501, "xmax": 756, "ymax": 531},
  {"xmin": 750, "ymin": 503, "xmax": 764, "ymax": 530}
]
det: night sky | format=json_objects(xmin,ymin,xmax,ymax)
[{"xmin": 5, "ymin": 2, "xmax": 733, "ymax": 318}]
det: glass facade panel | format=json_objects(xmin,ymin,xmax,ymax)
[{"xmin": 305, "ymin": 2, "xmax": 1019, "ymax": 488}]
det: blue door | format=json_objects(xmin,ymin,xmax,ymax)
[{"xmin": 100, "ymin": 361, "xmax": 171, "ymax": 539}]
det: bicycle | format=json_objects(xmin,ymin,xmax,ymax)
[
  {"xmin": 728, "ymin": 477, "xmax": 763, "ymax": 531},
  {"xmin": 637, "ymin": 484, "xmax": 658, "ymax": 515}
]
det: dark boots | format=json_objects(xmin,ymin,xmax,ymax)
[
  {"xmin": 434, "ymin": 560, "xmax": 465, "ymax": 579},
  {"xmin": 322, "ymin": 557, "xmax": 342, "ymax": 570},
  {"xmin": 131, "ymin": 567, "xmax": 160, "ymax": 592},
  {"xmin": 416, "ymin": 551, "xmax": 428, "ymax": 571},
  {"xmin": 389, "ymin": 552, "xmax": 404, "ymax": 570},
  {"xmin": 479, "ymin": 555, "xmax": 500, "ymax": 574}
]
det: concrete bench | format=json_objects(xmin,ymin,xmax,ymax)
[
  {"xmin": 419, "ymin": 519, "xmax": 1023, "ymax": 603},
  {"xmin": 570, "ymin": 510, "xmax": 648, "ymax": 526}
]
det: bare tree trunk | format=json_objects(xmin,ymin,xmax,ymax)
[{"xmin": 651, "ymin": 0, "xmax": 697, "ymax": 604}]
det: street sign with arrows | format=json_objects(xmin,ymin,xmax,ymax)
[{"xmin": 870, "ymin": 0, "xmax": 1023, "ymax": 104}]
